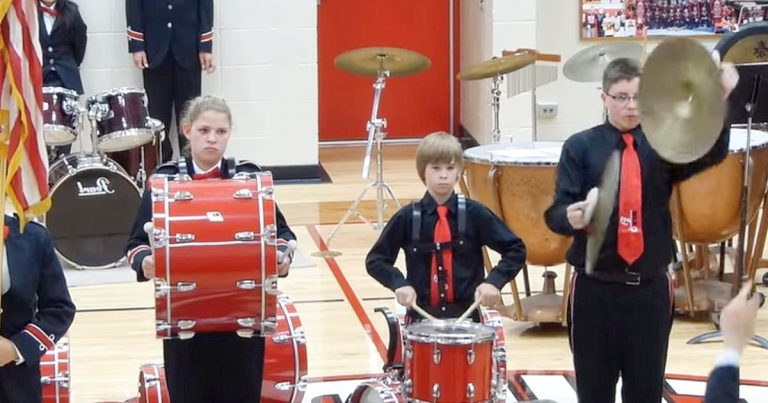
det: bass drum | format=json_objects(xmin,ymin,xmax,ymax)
[{"xmin": 47, "ymin": 154, "xmax": 141, "ymax": 268}]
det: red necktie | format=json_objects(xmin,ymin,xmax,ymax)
[
  {"xmin": 617, "ymin": 133, "xmax": 644, "ymax": 264},
  {"xmin": 430, "ymin": 205, "xmax": 454, "ymax": 307},
  {"xmin": 192, "ymin": 167, "xmax": 221, "ymax": 180},
  {"xmin": 39, "ymin": 5, "xmax": 58, "ymax": 17}
]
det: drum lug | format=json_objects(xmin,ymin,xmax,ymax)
[
  {"xmin": 235, "ymin": 231, "xmax": 256, "ymax": 241},
  {"xmin": 233, "ymin": 188, "xmax": 254, "ymax": 199},
  {"xmin": 175, "ymin": 282, "xmax": 197, "ymax": 292},
  {"xmin": 236, "ymin": 329, "xmax": 255, "ymax": 338},
  {"xmin": 467, "ymin": 348, "xmax": 475, "ymax": 364},
  {"xmin": 236, "ymin": 317, "xmax": 257, "ymax": 327},
  {"xmin": 403, "ymin": 379, "xmax": 412, "ymax": 394},
  {"xmin": 432, "ymin": 383, "xmax": 440, "ymax": 399},
  {"xmin": 494, "ymin": 349, "xmax": 507, "ymax": 363},
  {"xmin": 271, "ymin": 329, "xmax": 307, "ymax": 345},
  {"xmin": 261, "ymin": 318, "xmax": 278, "ymax": 336},
  {"xmin": 275, "ymin": 375, "xmax": 308, "ymax": 391},
  {"xmin": 173, "ymin": 191, "xmax": 193, "ymax": 201},
  {"xmin": 150, "ymin": 228, "xmax": 167, "ymax": 248},
  {"xmin": 264, "ymin": 225, "xmax": 278, "ymax": 245},
  {"xmin": 264, "ymin": 275, "xmax": 279, "ymax": 294},
  {"xmin": 155, "ymin": 320, "xmax": 171, "ymax": 331},
  {"xmin": 178, "ymin": 331, "xmax": 195, "ymax": 340},
  {"xmin": 236, "ymin": 279, "xmax": 258, "ymax": 290},
  {"xmin": 405, "ymin": 345, "xmax": 412, "ymax": 359},
  {"xmin": 150, "ymin": 188, "xmax": 166, "ymax": 202},
  {"xmin": 259, "ymin": 187, "xmax": 274, "ymax": 200},
  {"xmin": 173, "ymin": 233, "xmax": 195, "ymax": 243},
  {"xmin": 177, "ymin": 320, "xmax": 196, "ymax": 330},
  {"xmin": 432, "ymin": 345, "xmax": 441, "ymax": 364}
]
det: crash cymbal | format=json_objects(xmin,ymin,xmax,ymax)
[
  {"xmin": 334, "ymin": 47, "xmax": 431, "ymax": 77},
  {"xmin": 639, "ymin": 37, "xmax": 725, "ymax": 164},
  {"xmin": 714, "ymin": 21, "xmax": 768, "ymax": 64},
  {"xmin": 563, "ymin": 42, "xmax": 643, "ymax": 83},
  {"xmin": 586, "ymin": 152, "xmax": 620, "ymax": 275},
  {"xmin": 456, "ymin": 53, "xmax": 536, "ymax": 81}
]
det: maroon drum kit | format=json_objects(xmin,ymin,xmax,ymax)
[{"xmin": 43, "ymin": 86, "xmax": 164, "ymax": 270}]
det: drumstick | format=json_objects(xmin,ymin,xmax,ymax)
[
  {"xmin": 457, "ymin": 300, "xmax": 482, "ymax": 322},
  {"xmin": 409, "ymin": 303, "xmax": 438, "ymax": 321}
]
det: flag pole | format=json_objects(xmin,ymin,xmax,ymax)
[{"xmin": 0, "ymin": 109, "xmax": 8, "ymax": 324}]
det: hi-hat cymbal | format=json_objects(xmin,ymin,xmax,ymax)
[
  {"xmin": 563, "ymin": 42, "xmax": 643, "ymax": 83},
  {"xmin": 456, "ymin": 53, "xmax": 536, "ymax": 81},
  {"xmin": 334, "ymin": 47, "xmax": 431, "ymax": 77},
  {"xmin": 639, "ymin": 37, "xmax": 724, "ymax": 164}
]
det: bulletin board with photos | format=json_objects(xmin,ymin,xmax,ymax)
[{"xmin": 580, "ymin": 0, "xmax": 768, "ymax": 39}]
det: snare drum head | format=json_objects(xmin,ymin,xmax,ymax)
[
  {"xmin": 728, "ymin": 128, "xmax": 768, "ymax": 152},
  {"xmin": 463, "ymin": 142, "xmax": 563, "ymax": 166},
  {"xmin": 47, "ymin": 156, "xmax": 140, "ymax": 268},
  {"xmin": 405, "ymin": 320, "xmax": 496, "ymax": 343}
]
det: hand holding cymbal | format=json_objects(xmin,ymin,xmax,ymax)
[
  {"xmin": 639, "ymin": 37, "xmax": 726, "ymax": 164},
  {"xmin": 334, "ymin": 47, "xmax": 431, "ymax": 77}
]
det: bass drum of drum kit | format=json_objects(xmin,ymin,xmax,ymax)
[{"xmin": 42, "ymin": 86, "xmax": 164, "ymax": 269}]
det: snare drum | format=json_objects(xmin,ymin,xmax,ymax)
[
  {"xmin": 43, "ymin": 87, "xmax": 80, "ymax": 146},
  {"xmin": 40, "ymin": 336, "xmax": 70, "ymax": 403},
  {"xmin": 149, "ymin": 173, "xmax": 279, "ymax": 338},
  {"xmin": 463, "ymin": 142, "xmax": 569, "ymax": 266},
  {"xmin": 138, "ymin": 364, "xmax": 169, "ymax": 403},
  {"xmin": 347, "ymin": 380, "xmax": 404, "ymax": 403},
  {"xmin": 404, "ymin": 320, "xmax": 496, "ymax": 402},
  {"xmin": 262, "ymin": 293, "xmax": 308, "ymax": 403},
  {"xmin": 674, "ymin": 128, "xmax": 768, "ymax": 243},
  {"xmin": 47, "ymin": 154, "xmax": 141, "ymax": 268},
  {"xmin": 87, "ymin": 88, "xmax": 155, "ymax": 152}
]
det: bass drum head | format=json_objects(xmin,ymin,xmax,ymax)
[
  {"xmin": 714, "ymin": 22, "xmax": 768, "ymax": 64},
  {"xmin": 47, "ymin": 157, "xmax": 140, "ymax": 268}
]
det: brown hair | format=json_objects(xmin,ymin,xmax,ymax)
[
  {"xmin": 415, "ymin": 131, "xmax": 463, "ymax": 184},
  {"xmin": 602, "ymin": 57, "xmax": 642, "ymax": 93},
  {"xmin": 180, "ymin": 95, "xmax": 232, "ymax": 157}
]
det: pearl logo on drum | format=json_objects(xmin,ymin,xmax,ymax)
[{"xmin": 77, "ymin": 177, "xmax": 115, "ymax": 197}]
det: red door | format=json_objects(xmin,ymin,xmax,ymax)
[{"xmin": 318, "ymin": 0, "xmax": 460, "ymax": 141}]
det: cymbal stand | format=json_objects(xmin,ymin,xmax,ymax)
[
  {"xmin": 687, "ymin": 70, "xmax": 768, "ymax": 349},
  {"xmin": 325, "ymin": 68, "xmax": 401, "ymax": 249},
  {"xmin": 490, "ymin": 74, "xmax": 503, "ymax": 143}
]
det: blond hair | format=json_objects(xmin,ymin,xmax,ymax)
[
  {"xmin": 180, "ymin": 95, "xmax": 232, "ymax": 157},
  {"xmin": 415, "ymin": 131, "xmax": 463, "ymax": 183}
]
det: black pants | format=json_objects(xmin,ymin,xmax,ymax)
[
  {"xmin": 143, "ymin": 55, "xmax": 201, "ymax": 162},
  {"xmin": 568, "ymin": 272, "xmax": 674, "ymax": 403},
  {"xmin": 164, "ymin": 333, "xmax": 265, "ymax": 403}
]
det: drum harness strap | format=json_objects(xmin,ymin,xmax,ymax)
[
  {"xmin": 176, "ymin": 157, "xmax": 236, "ymax": 178},
  {"xmin": 410, "ymin": 194, "xmax": 467, "ymax": 311}
]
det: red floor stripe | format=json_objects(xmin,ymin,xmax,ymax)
[{"xmin": 305, "ymin": 225, "xmax": 388, "ymax": 362}]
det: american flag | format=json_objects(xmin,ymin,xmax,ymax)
[{"xmin": 0, "ymin": 0, "xmax": 51, "ymax": 228}]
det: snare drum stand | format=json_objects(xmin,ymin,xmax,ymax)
[
  {"xmin": 324, "ymin": 68, "xmax": 401, "ymax": 251},
  {"xmin": 687, "ymin": 65, "xmax": 768, "ymax": 349},
  {"xmin": 490, "ymin": 74, "xmax": 503, "ymax": 143}
]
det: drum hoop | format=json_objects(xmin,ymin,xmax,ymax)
[
  {"xmin": 463, "ymin": 151, "xmax": 559, "ymax": 166},
  {"xmin": 42, "ymin": 86, "xmax": 79, "ymax": 97},
  {"xmin": 87, "ymin": 87, "xmax": 146, "ymax": 104},
  {"xmin": 406, "ymin": 332, "xmax": 495, "ymax": 344},
  {"xmin": 277, "ymin": 294, "xmax": 304, "ymax": 403},
  {"xmin": 96, "ymin": 128, "xmax": 155, "ymax": 152},
  {"xmin": 728, "ymin": 128, "xmax": 768, "ymax": 153},
  {"xmin": 43, "ymin": 124, "xmax": 78, "ymax": 143}
]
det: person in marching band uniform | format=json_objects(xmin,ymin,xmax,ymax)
[
  {"xmin": 38, "ymin": 0, "xmax": 87, "ymax": 161},
  {"xmin": 125, "ymin": 95, "xmax": 296, "ymax": 402},
  {"xmin": 544, "ymin": 57, "xmax": 739, "ymax": 403},
  {"xmin": 366, "ymin": 132, "xmax": 527, "ymax": 323},
  {"xmin": 0, "ymin": 215, "xmax": 75, "ymax": 403}
]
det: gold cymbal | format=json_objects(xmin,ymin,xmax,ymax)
[
  {"xmin": 456, "ymin": 53, "xmax": 536, "ymax": 81},
  {"xmin": 334, "ymin": 47, "xmax": 431, "ymax": 77},
  {"xmin": 563, "ymin": 42, "xmax": 643, "ymax": 83},
  {"xmin": 639, "ymin": 37, "xmax": 725, "ymax": 164}
]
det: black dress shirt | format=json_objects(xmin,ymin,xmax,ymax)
[
  {"xmin": 366, "ymin": 192, "xmax": 526, "ymax": 309},
  {"xmin": 544, "ymin": 121, "xmax": 730, "ymax": 278}
]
